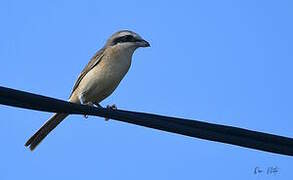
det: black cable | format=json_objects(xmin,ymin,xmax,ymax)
[{"xmin": 0, "ymin": 86, "xmax": 292, "ymax": 156}]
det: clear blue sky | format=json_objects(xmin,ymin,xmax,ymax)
[{"xmin": 0, "ymin": 0, "xmax": 292, "ymax": 179}]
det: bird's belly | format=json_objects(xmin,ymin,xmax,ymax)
[{"xmin": 78, "ymin": 57, "xmax": 131, "ymax": 103}]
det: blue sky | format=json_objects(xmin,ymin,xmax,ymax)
[{"xmin": 0, "ymin": 0, "xmax": 292, "ymax": 179}]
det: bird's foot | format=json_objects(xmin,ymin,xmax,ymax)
[
  {"xmin": 105, "ymin": 104, "xmax": 117, "ymax": 121},
  {"xmin": 83, "ymin": 102, "xmax": 95, "ymax": 119},
  {"xmin": 107, "ymin": 104, "xmax": 117, "ymax": 110}
]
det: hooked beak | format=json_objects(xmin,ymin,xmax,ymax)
[{"xmin": 138, "ymin": 39, "xmax": 150, "ymax": 47}]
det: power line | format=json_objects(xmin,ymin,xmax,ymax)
[{"xmin": 0, "ymin": 86, "xmax": 292, "ymax": 156}]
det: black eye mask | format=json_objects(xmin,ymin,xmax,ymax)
[{"xmin": 112, "ymin": 35, "xmax": 140, "ymax": 45}]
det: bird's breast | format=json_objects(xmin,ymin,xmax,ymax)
[{"xmin": 77, "ymin": 48, "xmax": 133, "ymax": 103}]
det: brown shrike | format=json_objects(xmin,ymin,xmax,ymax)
[{"xmin": 25, "ymin": 30, "xmax": 150, "ymax": 150}]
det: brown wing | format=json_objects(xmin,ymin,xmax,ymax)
[{"xmin": 69, "ymin": 47, "xmax": 106, "ymax": 98}]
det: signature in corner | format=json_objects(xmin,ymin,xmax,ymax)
[{"xmin": 254, "ymin": 166, "xmax": 279, "ymax": 175}]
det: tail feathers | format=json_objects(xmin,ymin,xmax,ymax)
[{"xmin": 25, "ymin": 113, "xmax": 68, "ymax": 151}]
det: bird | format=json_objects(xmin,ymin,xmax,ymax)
[{"xmin": 25, "ymin": 30, "xmax": 150, "ymax": 151}]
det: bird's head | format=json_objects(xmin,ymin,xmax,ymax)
[{"xmin": 106, "ymin": 30, "xmax": 150, "ymax": 49}]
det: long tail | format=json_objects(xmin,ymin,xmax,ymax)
[{"xmin": 25, "ymin": 113, "xmax": 69, "ymax": 151}]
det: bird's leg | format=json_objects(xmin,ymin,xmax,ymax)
[
  {"xmin": 93, "ymin": 103, "xmax": 103, "ymax": 108},
  {"xmin": 78, "ymin": 94, "xmax": 93, "ymax": 119},
  {"xmin": 84, "ymin": 102, "xmax": 95, "ymax": 119},
  {"xmin": 79, "ymin": 94, "xmax": 116, "ymax": 121},
  {"xmin": 105, "ymin": 104, "xmax": 117, "ymax": 121},
  {"xmin": 78, "ymin": 94, "xmax": 86, "ymax": 105}
]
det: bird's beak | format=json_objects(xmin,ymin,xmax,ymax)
[{"xmin": 138, "ymin": 39, "xmax": 150, "ymax": 47}]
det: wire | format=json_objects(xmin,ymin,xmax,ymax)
[{"xmin": 0, "ymin": 86, "xmax": 293, "ymax": 156}]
